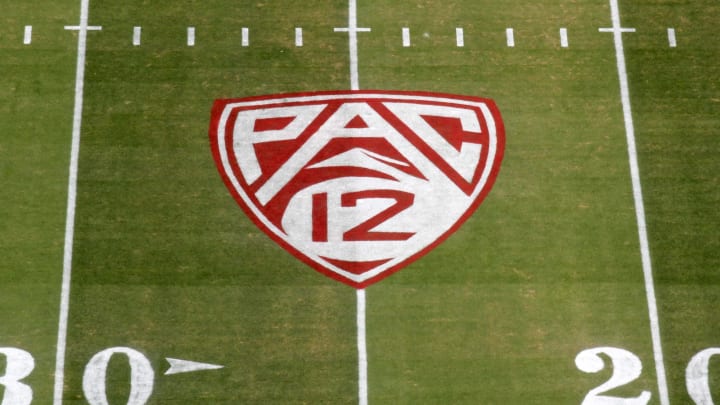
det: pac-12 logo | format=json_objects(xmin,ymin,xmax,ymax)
[{"xmin": 209, "ymin": 91, "xmax": 505, "ymax": 288}]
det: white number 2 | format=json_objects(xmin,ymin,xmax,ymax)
[
  {"xmin": 0, "ymin": 348, "xmax": 34, "ymax": 405},
  {"xmin": 575, "ymin": 347, "xmax": 651, "ymax": 405}
]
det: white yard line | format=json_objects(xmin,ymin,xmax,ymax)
[
  {"xmin": 455, "ymin": 27, "xmax": 464, "ymax": 47},
  {"xmin": 334, "ymin": 0, "xmax": 370, "ymax": 91},
  {"xmin": 335, "ymin": 2, "xmax": 370, "ymax": 403},
  {"xmin": 402, "ymin": 27, "xmax": 410, "ymax": 47},
  {"xmin": 187, "ymin": 26, "xmax": 195, "ymax": 46},
  {"xmin": 242, "ymin": 27, "xmax": 249, "ymax": 47},
  {"xmin": 667, "ymin": 28, "xmax": 676, "ymax": 48},
  {"xmin": 55, "ymin": 0, "xmax": 100, "ymax": 403},
  {"xmin": 133, "ymin": 26, "xmax": 141, "ymax": 46},
  {"xmin": 560, "ymin": 28, "xmax": 568, "ymax": 48},
  {"xmin": 506, "ymin": 28, "xmax": 515, "ymax": 47},
  {"xmin": 356, "ymin": 289, "xmax": 368, "ymax": 405},
  {"xmin": 602, "ymin": 1, "xmax": 670, "ymax": 404},
  {"xmin": 295, "ymin": 27, "xmax": 303, "ymax": 47},
  {"xmin": 23, "ymin": 25, "xmax": 32, "ymax": 45}
]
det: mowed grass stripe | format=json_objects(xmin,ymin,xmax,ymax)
[
  {"xmin": 623, "ymin": 0, "xmax": 720, "ymax": 402},
  {"xmin": 62, "ymin": 1, "xmax": 358, "ymax": 403},
  {"xmin": 0, "ymin": 0, "xmax": 79, "ymax": 402},
  {"xmin": 601, "ymin": 0, "xmax": 669, "ymax": 401},
  {"xmin": 361, "ymin": 0, "xmax": 660, "ymax": 402}
]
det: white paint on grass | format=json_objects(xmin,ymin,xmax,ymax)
[
  {"xmin": 456, "ymin": 27, "xmax": 464, "ymax": 47},
  {"xmin": 357, "ymin": 289, "xmax": 368, "ymax": 405},
  {"xmin": 164, "ymin": 358, "xmax": 224, "ymax": 375},
  {"xmin": 23, "ymin": 25, "xmax": 32, "ymax": 45},
  {"xmin": 55, "ymin": 1, "xmax": 100, "ymax": 403},
  {"xmin": 686, "ymin": 348, "xmax": 720, "ymax": 404},
  {"xmin": 576, "ymin": 347, "xmax": 651, "ymax": 404},
  {"xmin": 242, "ymin": 27, "xmax": 249, "ymax": 47},
  {"xmin": 0, "ymin": 348, "xmax": 35, "ymax": 405},
  {"xmin": 333, "ymin": 0, "xmax": 370, "ymax": 91},
  {"xmin": 83, "ymin": 347, "xmax": 154, "ymax": 405},
  {"xmin": 560, "ymin": 27, "xmax": 568, "ymax": 48},
  {"xmin": 402, "ymin": 27, "xmax": 410, "ymax": 47},
  {"xmin": 133, "ymin": 26, "xmax": 141, "ymax": 46},
  {"xmin": 667, "ymin": 28, "xmax": 677, "ymax": 48},
  {"xmin": 337, "ymin": 4, "xmax": 370, "ymax": 403},
  {"xmin": 599, "ymin": 27, "xmax": 635, "ymax": 33},
  {"xmin": 187, "ymin": 26, "xmax": 195, "ymax": 46},
  {"xmin": 506, "ymin": 28, "xmax": 515, "ymax": 47},
  {"xmin": 295, "ymin": 27, "xmax": 303, "ymax": 47},
  {"xmin": 601, "ymin": 1, "xmax": 669, "ymax": 404}
]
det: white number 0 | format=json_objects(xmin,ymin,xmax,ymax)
[
  {"xmin": 686, "ymin": 348, "xmax": 720, "ymax": 405},
  {"xmin": 83, "ymin": 347, "xmax": 154, "ymax": 405},
  {"xmin": 575, "ymin": 347, "xmax": 651, "ymax": 405}
]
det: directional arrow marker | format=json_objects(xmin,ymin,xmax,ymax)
[{"xmin": 164, "ymin": 358, "xmax": 224, "ymax": 375}]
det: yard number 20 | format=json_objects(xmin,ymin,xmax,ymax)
[{"xmin": 576, "ymin": 346, "xmax": 720, "ymax": 404}]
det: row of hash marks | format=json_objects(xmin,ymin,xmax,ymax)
[{"xmin": 15, "ymin": 25, "xmax": 681, "ymax": 48}]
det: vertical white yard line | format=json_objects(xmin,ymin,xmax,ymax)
[
  {"xmin": 334, "ymin": 0, "xmax": 370, "ymax": 91},
  {"xmin": 402, "ymin": 27, "xmax": 410, "ymax": 47},
  {"xmin": 23, "ymin": 25, "xmax": 32, "ymax": 45},
  {"xmin": 241, "ymin": 27, "xmax": 249, "ymax": 47},
  {"xmin": 605, "ymin": 1, "xmax": 670, "ymax": 403},
  {"xmin": 133, "ymin": 26, "xmax": 141, "ymax": 46},
  {"xmin": 506, "ymin": 28, "xmax": 515, "ymax": 47},
  {"xmin": 350, "ymin": 1, "xmax": 367, "ymax": 399},
  {"xmin": 347, "ymin": 0, "xmax": 361, "ymax": 91},
  {"xmin": 455, "ymin": 27, "xmax": 464, "ymax": 47},
  {"xmin": 335, "ymin": 2, "xmax": 370, "ymax": 402},
  {"xmin": 295, "ymin": 27, "xmax": 303, "ymax": 47},
  {"xmin": 187, "ymin": 26, "xmax": 195, "ymax": 46},
  {"xmin": 667, "ymin": 28, "xmax": 676, "ymax": 48},
  {"xmin": 560, "ymin": 27, "xmax": 568, "ymax": 48},
  {"xmin": 55, "ymin": 0, "xmax": 95, "ymax": 403},
  {"xmin": 357, "ymin": 289, "xmax": 368, "ymax": 405}
]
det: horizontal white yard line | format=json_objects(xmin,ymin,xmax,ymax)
[
  {"xmin": 242, "ymin": 27, "xmax": 249, "ymax": 47},
  {"xmin": 560, "ymin": 27, "xmax": 568, "ymax": 48},
  {"xmin": 402, "ymin": 27, "xmax": 410, "ymax": 47},
  {"xmin": 24, "ymin": 25, "xmax": 32, "ymax": 45},
  {"xmin": 187, "ymin": 26, "xmax": 195, "ymax": 46},
  {"xmin": 506, "ymin": 28, "xmax": 515, "ymax": 47},
  {"xmin": 133, "ymin": 26, "xmax": 141, "ymax": 46},
  {"xmin": 456, "ymin": 27, "xmax": 464, "ymax": 47},
  {"xmin": 667, "ymin": 28, "xmax": 676, "ymax": 47},
  {"xmin": 295, "ymin": 27, "xmax": 303, "ymax": 47}
]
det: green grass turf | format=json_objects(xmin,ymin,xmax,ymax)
[
  {"xmin": 0, "ymin": 0, "xmax": 78, "ymax": 400},
  {"xmin": 1, "ymin": 0, "xmax": 718, "ymax": 403},
  {"xmin": 62, "ymin": 1, "xmax": 358, "ymax": 403},
  {"xmin": 623, "ymin": 1, "xmax": 720, "ymax": 402},
  {"xmin": 361, "ymin": 0, "xmax": 658, "ymax": 403}
]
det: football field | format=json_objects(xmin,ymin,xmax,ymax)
[{"xmin": 1, "ymin": 0, "xmax": 719, "ymax": 403}]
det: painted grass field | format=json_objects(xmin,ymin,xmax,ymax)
[{"xmin": 1, "ymin": 0, "xmax": 718, "ymax": 403}]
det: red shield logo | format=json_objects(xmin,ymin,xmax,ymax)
[{"xmin": 209, "ymin": 91, "xmax": 505, "ymax": 288}]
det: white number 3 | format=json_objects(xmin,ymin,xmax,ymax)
[
  {"xmin": 0, "ymin": 348, "xmax": 35, "ymax": 405},
  {"xmin": 575, "ymin": 347, "xmax": 651, "ymax": 405}
]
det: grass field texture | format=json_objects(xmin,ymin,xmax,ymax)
[{"xmin": 1, "ymin": 0, "xmax": 718, "ymax": 404}]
